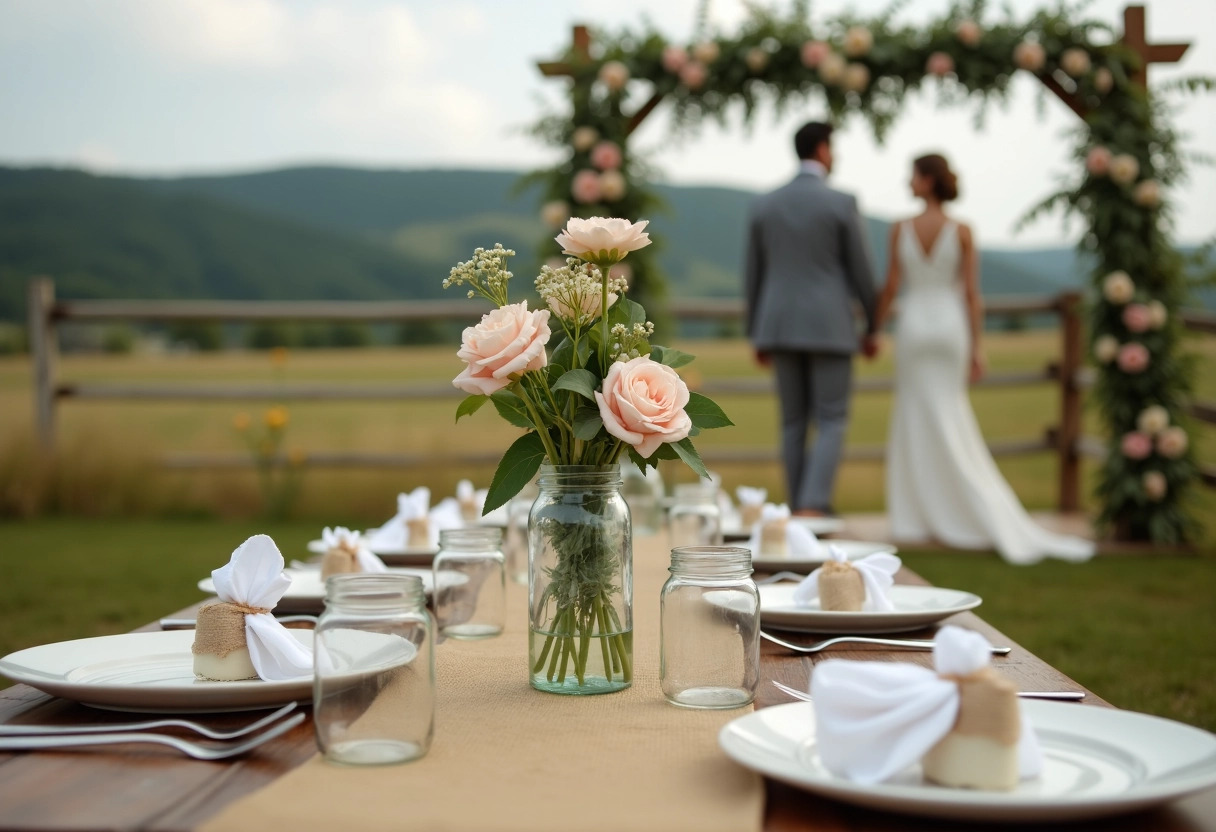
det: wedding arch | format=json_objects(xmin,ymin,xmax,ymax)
[{"xmin": 529, "ymin": 1, "xmax": 1206, "ymax": 543}]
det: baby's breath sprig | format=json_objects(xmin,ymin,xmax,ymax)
[
  {"xmin": 608, "ymin": 321, "xmax": 655, "ymax": 362},
  {"xmin": 535, "ymin": 258, "xmax": 628, "ymax": 330},
  {"xmin": 443, "ymin": 243, "xmax": 516, "ymax": 307}
]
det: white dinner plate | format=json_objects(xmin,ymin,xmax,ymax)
[
  {"xmin": 0, "ymin": 630, "xmax": 316, "ymax": 713},
  {"xmin": 198, "ymin": 567, "xmax": 467, "ymax": 613},
  {"xmin": 307, "ymin": 539, "xmax": 438, "ymax": 566},
  {"xmin": 758, "ymin": 584, "xmax": 982, "ymax": 634},
  {"xmin": 723, "ymin": 516, "xmax": 847, "ymax": 541},
  {"xmin": 719, "ymin": 701, "xmax": 1216, "ymax": 823},
  {"xmin": 749, "ymin": 540, "xmax": 897, "ymax": 573}
]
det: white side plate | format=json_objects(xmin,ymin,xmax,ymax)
[
  {"xmin": 719, "ymin": 701, "xmax": 1216, "ymax": 822},
  {"xmin": 759, "ymin": 584, "xmax": 982, "ymax": 634}
]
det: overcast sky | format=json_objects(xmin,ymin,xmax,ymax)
[{"xmin": 0, "ymin": 0, "xmax": 1212, "ymax": 246}]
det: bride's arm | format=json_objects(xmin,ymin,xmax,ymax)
[
  {"xmin": 959, "ymin": 223, "xmax": 985, "ymax": 382},
  {"xmin": 873, "ymin": 224, "xmax": 902, "ymax": 333}
]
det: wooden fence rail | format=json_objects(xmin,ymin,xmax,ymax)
[{"xmin": 28, "ymin": 277, "xmax": 1212, "ymax": 507}]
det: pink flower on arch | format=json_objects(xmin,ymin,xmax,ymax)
[
  {"xmin": 590, "ymin": 141, "xmax": 623, "ymax": 171},
  {"xmin": 1123, "ymin": 304, "xmax": 1151, "ymax": 334},
  {"xmin": 926, "ymin": 52, "xmax": 955, "ymax": 77},
  {"xmin": 1120, "ymin": 431, "xmax": 1153, "ymax": 461},
  {"xmin": 1116, "ymin": 342, "xmax": 1150, "ymax": 374},
  {"xmin": 571, "ymin": 169, "xmax": 602, "ymax": 204}
]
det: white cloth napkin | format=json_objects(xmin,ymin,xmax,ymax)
[
  {"xmin": 746, "ymin": 504, "xmax": 825, "ymax": 558},
  {"xmin": 210, "ymin": 535, "xmax": 313, "ymax": 681},
  {"xmin": 320, "ymin": 526, "xmax": 386, "ymax": 573},
  {"xmin": 735, "ymin": 486, "xmax": 767, "ymax": 507},
  {"xmin": 457, "ymin": 479, "xmax": 501, "ymax": 525},
  {"xmin": 810, "ymin": 626, "xmax": 1042, "ymax": 785},
  {"xmin": 792, "ymin": 545, "xmax": 901, "ymax": 612},
  {"xmin": 429, "ymin": 497, "xmax": 465, "ymax": 543},
  {"xmin": 365, "ymin": 487, "xmax": 431, "ymax": 549}
]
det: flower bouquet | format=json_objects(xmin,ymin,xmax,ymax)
[{"xmin": 445, "ymin": 217, "xmax": 732, "ymax": 694}]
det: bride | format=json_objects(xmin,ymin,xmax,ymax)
[{"xmin": 874, "ymin": 154, "xmax": 1094, "ymax": 564}]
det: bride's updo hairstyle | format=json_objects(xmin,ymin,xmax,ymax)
[{"xmin": 913, "ymin": 154, "xmax": 960, "ymax": 202}]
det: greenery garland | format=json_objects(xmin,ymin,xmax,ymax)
[{"xmin": 528, "ymin": 1, "xmax": 1210, "ymax": 543}]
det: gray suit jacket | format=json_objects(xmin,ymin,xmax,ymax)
[{"xmin": 744, "ymin": 172, "xmax": 877, "ymax": 354}]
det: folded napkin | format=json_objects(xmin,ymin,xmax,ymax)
[
  {"xmin": 735, "ymin": 486, "xmax": 767, "ymax": 507},
  {"xmin": 811, "ymin": 626, "xmax": 1041, "ymax": 785},
  {"xmin": 210, "ymin": 535, "xmax": 313, "ymax": 681},
  {"xmin": 320, "ymin": 526, "xmax": 387, "ymax": 573},
  {"xmin": 746, "ymin": 504, "xmax": 825, "ymax": 558},
  {"xmin": 429, "ymin": 497, "xmax": 465, "ymax": 542},
  {"xmin": 792, "ymin": 545, "xmax": 901, "ymax": 612},
  {"xmin": 366, "ymin": 487, "xmax": 432, "ymax": 549}
]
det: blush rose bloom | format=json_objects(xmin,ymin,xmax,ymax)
[
  {"xmin": 692, "ymin": 41, "xmax": 720, "ymax": 64},
  {"xmin": 842, "ymin": 63, "xmax": 871, "ymax": 93},
  {"xmin": 556, "ymin": 217, "xmax": 651, "ymax": 265},
  {"xmin": 1116, "ymin": 342, "xmax": 1150, "ymax": 374},
  {"xmin": 1014, "ymin": 41, "xmax": 1046, "ymax": 72},
  {"xmin": 1142, "ymin": 471, "xmax": 1167, "ymax": 502},
  {"xmin": 843, "ymin": 26, "xmax": 873, "ymax": 57},
  {"xmin": 1060, "ymin": 48, "xmax": 1091, "ymax": 77},
  {"xmin": 453, "ymin": 302, "xmax": 551, "ymax": 396},
  {"xmin": 1121, "ymin": 431, "xmax": 1153, "ymax": 461},
  {"xmin": 1137, "ymin": 405, "xmax": 1170, "ymax": 435},
  {"xmin": 595, "ymin": 356, "xmax": 693, "ymax": 459},
  {"xmin": 956, "ymin": 20, "xmax": 982, "ymax": 47},
  {"xmin": 801, "ymin": 40, "xmax": 831, "ymax": 68},
  {"xmin": 599, "ymin": 170, "xmax": 627, "ymax": 202},
  {"xmin": 661, "ymin": 45, "xmax": 689, "ymax": 73},
  {"xmin": 1123, "ymin": 303, "xmax": 1151, "ymax": 333},
  {"xmin": 1102, "ymin": 270, "xmax": 1135, "ymax": 305},
  {"xmin": 1094, "ymin": 67, "xmax": 1114, "ymax": 93},
  {"xmin": 1086, "ymin": 146, "xmax": 1112, "ymax": 177},
  {"xmin": 571, "ymin": 169, "xmax": 603, "ymax": 204},
  {"xmin": 926, "ymin": 52, "xmax": 955, "ymax": 76},
  {"xmin": 1157, "ymin": 426, "xmax": 1189, "ymax": 459},
  {"xmin": 1110, "ymin": 154, "xmax": 1140, "ymax": 186},
  {"xmin": 679, "ymin": 60, "xmax": 708, "ymax": 90},
  {"xmin": 1134, "ymin": 180, "xmax": 1160, "ymax": 208},
  {"xmin": 591, "ymin": 141, "xmax": 623, "ymax": 171}
]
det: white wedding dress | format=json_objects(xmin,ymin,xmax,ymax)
[{"xmin": 886, "ymin": 220, "xmax": 1094, "ymax": 564}]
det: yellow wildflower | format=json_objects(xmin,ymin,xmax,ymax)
[
  {"xmin": 265, "ymin": 406, "xmax": 289, "ymax": 430},
  {"xmin": 232, "ymin": 412, "xmax": 251, "ymax": 432}
]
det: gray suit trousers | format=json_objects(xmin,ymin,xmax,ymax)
[{"xmin": 771, "ymin": 351, "xmax": 852, "ymax": 512}]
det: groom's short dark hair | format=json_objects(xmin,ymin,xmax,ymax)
[{"xmin": 794, "ymin": 122, "xmax": 833, "ymax": 160}]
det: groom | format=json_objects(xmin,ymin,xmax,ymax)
[{"xmin": 743, "ymin": 121, "xmax": 877, "ymax": 515}]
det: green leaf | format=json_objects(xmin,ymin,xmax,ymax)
[
  {"xmin": 549, "ymin": 338, "xmax": 574, "ymax": 374},
  {"xmin": 576, "ymin": 337, "xmax": 591, "ymax": 367},
  {"xmin": 627, "ymin": 447, "xmax": 652, "ymax": 473},
  {"xmin": 607, "ymin": 297, "xmax": 646, "ymax": 330},
  {"xmin": 684, "ymin": 392, "xmax": 733, "ymax": 429},
  {"xmin": 573, "ymin": 407, "xmax": 604, "ymax": 441},
  {"xmin": 553, "ymin": 369, "xmax": 599, "ymax": 401},
  {"xmin": 655, "ymin": 346, "xmax": 696, "ymax": 369},
  {"xmin": 671, "ymin": 437, "xmax": 709, "ymax": 479},
  {"xmin": 490, "ymin": 390, "xmax": 533, "ymax": 429},
  {"xmin": 483, "ymin": 432, "xmax": 547, "ymax": 514},
  {"xmin": 455, "ymin": 394, "xmax": 489, "ymax": 423}
]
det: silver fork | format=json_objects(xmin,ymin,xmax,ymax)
[
  {"xmin": 0, "ymin": 712, "xmax": 306, "ymax": 760},
  {"xmin": 0, "ymin": 702, "xmax": 298, "ymax": 739},
  {"xmin": 772, "ymin": 679, "xmax": 1084, "ymax": 702},
  {"xmin": 761, "ymin": 630, "xmax": 1012, "ymax": 655}
]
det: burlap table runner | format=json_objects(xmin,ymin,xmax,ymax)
[{"xmin": 200, "ymin": 535, "xmax": 764, "ymax": 832}]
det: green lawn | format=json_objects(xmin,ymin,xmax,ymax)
[{"xmin": 1, "ymin": 518, "xmax": 1213, "ymax": 732}]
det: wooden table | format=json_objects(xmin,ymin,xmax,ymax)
[{"xmin": 1, "ymin": 567, "xmax": 1213, "ymax": 832}]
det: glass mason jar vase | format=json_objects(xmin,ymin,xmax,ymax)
[
  {"xmin": 314, "ymin": 574, "xmax": 435, "ymax": 765},
  {"xmin": 433, "ymin": 527, "xmax": 505, "ymax": 640},
  {"xmin": 660, "ymin": 546, "xmax": 759, "ymax": 709},
  {"xmin": 528, "ymin": 464, "xmax": 632, "ymax": 695},
  {"xmin": 669, "ymin": 482, "xmax": 723, "ymax": 549}
]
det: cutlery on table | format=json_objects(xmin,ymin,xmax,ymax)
[
  {"xmin": 753, "ymin": 571, "xmax": 808, "ymax": 586},
  {"xmin": 0, "ymin": 712, "xmax": 306, "ymax": 760},
  {"xmin": 0, "ymin": 703, "xmax": 298, "ymax": 739},
  {"xmin": 160, "ymin": 615, "xmax": 318, "ymax": 630},
  {"xmin": 771, "ymin": 679, "xmax": 1084, "ymax": 702},
  {"xmin": 760, "ymin": 630, "xmax": 1012, "ymax": 655}
]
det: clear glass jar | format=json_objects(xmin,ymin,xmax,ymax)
[
  {"xmin": 433, "ymin": 527, "xmax": 505, "ymax": 640},
  {"xmin": 528, "ymin": 464, "xmax": 632, "ymax": 695},
  {"xmin": 669, "ymin": 482, "xmax": 723, "ymax": 549},
  {"xmin": 621, "ymin": 460, "xmax": 665, "ymax": 535},
  {"xmin": 503, "ymin": 479, "xmax": 538, "ymax": 586},
  {"xmin": 314, "ymin": 574, "xmax": 435, "ymax": 765},
  {"xmin": 660, "ymin": 546, "xmax": 759, "ymax": 709}
]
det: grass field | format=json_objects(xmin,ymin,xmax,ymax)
[
  {"xmin": 0, "ymin": 518, "xmax": 1212, "ymax": 731},
  {"xmin": 2, "ymin": 330, "xmax": 1212, "ymax": 531}
]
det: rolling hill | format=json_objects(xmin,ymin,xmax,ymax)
[{"xmin": 0, "ymin": 164, "xmax": 1090, "ymax": 323}]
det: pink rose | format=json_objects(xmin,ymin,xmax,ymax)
[
  {"xmin": 1142, "ymin": 471, "xmax": 1167, "ymax": 502},
  {"xmin": 453, "ymin": 301, "xmax": 551, "ymax": 396},
  {"xmin": 590, "ymin": 141, "xmax": 623, "ymax": 171},
  {"xmin": 801, "ymin": 40, "xmax": 831, "ymax": 68},
  {"xmin": 595, "ymin": 355, "xmax": 692, "ymax": 458},
  {"xmin": 662, "ymin": 45, "xmax": 689, "ymax": 74},
  {"xmin": 1014, "ymin": 41, "xmax": 1046, "ymax": 72},
  {"xmin": 1086, "ymin": 146, "xmax": 1111, "ymax": 177},
  {"xmin": 956, "ymin": 20, "xmax": 982, "ymax": 47},
  {"xmin": 679, "ymin": 60, "xmax": 708, "ymax": 90},
  {"xmin": 1121, "ymin": 431, "xmax": 1152, "ymax": 461},
  {"xmin": 926, "ymin": 52, "xmax": 954, "ymax": 77},
  {"xmin": 598, "ymin": 61, "xmax": 630, "ymax": 92},
  {"xmin": 1116, "ymin": 342, "xmax": 1150, "ymax": 374},
  {"xmin": 1157, "ymin": 426, "xmax": 1189, "ymax": 459},
  {"xmin": 571, "ymin": 169, "xmax": 602, "ymax": 204},
  {"xmin": 1094, "ymin": 67, "xmax": 1114, "ymax": 93},
  {"xmin": 1123, "ymin": 304, "xmax": 1151, "ymax": 333}
]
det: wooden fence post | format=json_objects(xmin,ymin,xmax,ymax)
[
  {"xmin": 28, "ymin": 277, "xmax": 57, "ymax": 450},
  {"xmin": 1057, "ymin": 291, "xmax": 1083, "ymax": 512}
]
